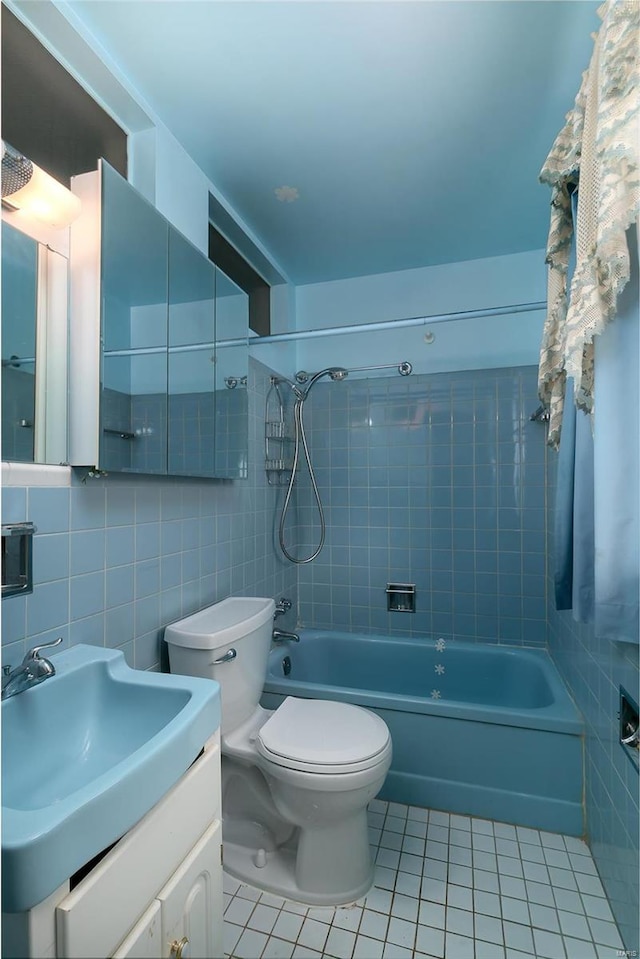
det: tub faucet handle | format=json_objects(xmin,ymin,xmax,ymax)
[{"xmin": 274, "ymin": 598, "xmax": 292, "ymax": 619}]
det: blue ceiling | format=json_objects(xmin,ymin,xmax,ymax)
[{"xmin": 67, "ymin": 1, "xmax": 600, "ymax": 285}]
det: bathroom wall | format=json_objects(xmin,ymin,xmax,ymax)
[
  {"xmin": 1, "ymin": 358, "xmax": 297, "ymax": 670},
  {"xmin": 291, "ymin": 249, "xmax": 547, "ymax": 379},
  {"xmin": 296, "ymin": 364, "xmax": 548, "ymax": 645},
  {"xmin": 545, "ymin": 453, "xmax": 640, "ymax": 952}
]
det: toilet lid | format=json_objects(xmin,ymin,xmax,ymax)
[{"xmin": 256, "ymin": 697, "xmax": 390, "ymax": 771}]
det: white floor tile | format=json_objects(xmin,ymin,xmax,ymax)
[
  {"xmin": 298, "ymin": 917, "xmax": 331, "ymax": 953},
  {"xmin": 532, "ymin": 927, "xmax": 566, "ymax": 959},
  {"xmin": 390, "ymin": 892, "xmax": 419, "ymax": 922},
  {"xmin": 500, "ymin": 897, "xmax": 530, "ymax": 926},
  {"xmin": 444, "ymin": 930, "xmax": 476, "ymax": 958},
  {"xmin": 225, "ymin": 897, "xmax": 257, "ymax": 926},
  {"xmin": 447, "ymin": 883, "xmax": 473, "ymax": 911},
  {"xmin": 581, "ymin": 893, "xmax": 614, "ymax": 920},
  {"xmin": 262, "ymin": 936, "xmax": 295, "ymax": 959},
  {"xmin": 474, "ymin": 913, "xmax": 504, "ymax": 945},
  {"xmin": 234, "ymin": 927, "xmax": 269, "ymax": 959},
  {"xmin": 363, "ymin": 886, "xmax": 393, "ymax": 914},
  {"xmin": 563, "ymin": 935, "xmax": 598, "ymax": 959},
  {"xmin": 223, "ymin": 921, "xmax": 244, "ymax": 956},
  {"xmin": 415, "ymin": 922, "xmax": 445, "ymax": 957},
  {"xmin": 220, "ymin": 803, "xmax": 625, "ymax": 959},
  {"xmin": 528, "ymin": 903, "xmax": 561, "ymax": 934},
  {"xmin": 553, "ymin": 888, "xmax": 585, "ymax": 914},
  {"xmin": 557, "ymin": 909, "xmax": 592, "ymax": 940},
  {"xmin": 446, "ymin": 906, "xmax": 474, "ymax": 938},
  {"xmin": 332, "ymin": 905, "xmax": 363, "ymax": 933},
  {"xmin": 418, "ymin": 899, "xmax": 446, "ymax": 929},
  {"xmin": 353, "ymin": 934, "xmax": 384, "ymax": 959},
  {"xmin": 358, "ymin": 908, "xmax": 389, "ymax": 941},
  {"xmin": 386, "ymin": 915, "xmax": 416, "ymax": 949},
  {"xmin": 394, "ymin": 870, "xmax": 421, "ymax": 899},
  {"xmin": 473, "ymin": 890, "xmax": 501, "ymax": 918},
  {"xmin": 323, "ymin": 926, "xmax": 356, "ymax": 959},
  {"xmin": 587, "ymin": 916, "xmax": 624, "ymax": 948},
  {"xmin": 382, "ymin": 943, "xmax": 411, "ymax": 959},
  {"xmin": 503, "ymin": 920, "xmax": 535, "ymax": 954},
  {"xmin": 271, "ymin": 910, "xmax": 305, "ymax": 942},
  {"xmin": 248, "ymin": 904, "xmax": 281, "ymax": 935}
]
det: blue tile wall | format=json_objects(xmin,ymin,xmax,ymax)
[
  {"xmin": 297, "ymin": 365, "xmax": 548, "ymax": 645},
  {"xmin": 545, "ymin": 451, "xmax": 640, "ymax": 952},
  {"xmin": 1, "ymin": 358, "xmax": 297, "ymax": 672}
]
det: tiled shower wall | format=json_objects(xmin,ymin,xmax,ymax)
[
  {"xmin": 296, "ymin": 365, "xmax": 547, "ymax": 645},
  {"xmin": 0, "ymin": 358, "xmax": 296, "ymax": 670},
  {"xmin": 545, "ymin": 453, "xmax": 640, "ymax": 952}
]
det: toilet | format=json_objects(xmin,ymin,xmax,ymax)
[{"xmin": 165, "ymin": 596, "xmax": 392, "ymax": 905}]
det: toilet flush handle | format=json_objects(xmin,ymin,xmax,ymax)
[{"xmin": 213, "ymin": 648, "xmax": 237, "ymax": 664}]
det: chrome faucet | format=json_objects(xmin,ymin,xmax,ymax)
[
  {"xmin": 272, "ymin": 629, "xmax": 300, "ymax": 644},
  {"xmin": 1, "ymin": 637, "xmax": 63, "ymax": 700},
  {"xmin": 274, "ymin": 598, "xmax": 292, "ymax": 619}
]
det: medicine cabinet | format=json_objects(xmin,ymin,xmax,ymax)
[{"xmin": 69, "ymin": 160, "xmax": 249, "ymax": 479}]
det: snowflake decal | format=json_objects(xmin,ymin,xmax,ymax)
[
  {"xmin": 435, "ymin": 638, "xmax": 446, "ymax": 652},
  {"xmin": 435, "ymin": 663, "xmax": 445, "ymax": 675},
  {"xmin": 430, "ymin": 689, "xmax": 442, "ymax": 700}
]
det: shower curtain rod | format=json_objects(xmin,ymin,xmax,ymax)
[{"xmin": 245, "ymin": 299, "xmax": 546, "ymax": 347}]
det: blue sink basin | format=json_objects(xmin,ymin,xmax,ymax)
[{"xmin": 2, "ymin": 644, "xmax": 220, "ymax": 912}]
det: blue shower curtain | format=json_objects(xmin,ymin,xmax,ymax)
[
  {"xmin": 553, "ymin": 205, "xmax": 639, "ymax": 643},
  {"xmin": 592, "ymin": 224, "xmax": 639, "ymax": 642}
]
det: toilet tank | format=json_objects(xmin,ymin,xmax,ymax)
[{"xmin": 165, "ymin": 597, "xmax": 276, "ymax": 734}]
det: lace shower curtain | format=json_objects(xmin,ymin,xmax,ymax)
[{"xmin": 539, "ymin": 0, "xmax": 639, "ymax": 642}]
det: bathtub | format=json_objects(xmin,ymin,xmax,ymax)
[{"xmin": 261, "ymin": 630, "xmax": 584, "ymax": 836}]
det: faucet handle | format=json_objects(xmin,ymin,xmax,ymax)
[
  {"xmin": 274, "ymin": 598, "xmax": 292, "ymax": 618},
  {"xmin": 25, "ymin": 637, "xmax": 63, "ymax": 661}
]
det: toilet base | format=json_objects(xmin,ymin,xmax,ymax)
[{"xmin": 223, "ymin": 835, "xmax": 374, "ymax": 906}]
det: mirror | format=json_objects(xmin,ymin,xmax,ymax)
[
  {"xmin": 1, "ymin": 221, "xmax": 37, "ymax": 462},
  {"xmin": 214, "ymin": 270, "xmax": 249, "ymax": 479},
  {"xmin": 1, "ymin": 220, "xmax": 68, "ymax": 465},
  {"xmin": 168, "ymin": 226, "xmax": 216, "ymax": 477},
  {"xmin": 100, "ymin": 161, "xmax": 169, "ymax": 474}
]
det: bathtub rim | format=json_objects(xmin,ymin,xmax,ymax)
[{"xmin": 264, "ymin": 631, "xmax": 583, "ymax": 736}]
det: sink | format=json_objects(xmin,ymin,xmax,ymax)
[{"xmin": 2, "ymin": 644, "xmax": 220, "ymax": 913}]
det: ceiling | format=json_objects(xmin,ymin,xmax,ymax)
[{"xmin": 66, "ymin": 0, "xmax": 600, "ymax": 286}]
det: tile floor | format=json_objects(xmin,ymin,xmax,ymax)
[{"xmin": 223, "ymin": 800, "xmax": 626, "ymax": 959}]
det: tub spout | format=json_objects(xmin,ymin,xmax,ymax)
[{"xmin": 272, "ymin": 629, "xmax": 300, "ymax": 644}]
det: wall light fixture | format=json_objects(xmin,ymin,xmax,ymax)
[{"xmin": 1, "ymin": 141, "xmax": 81, "ymax": 229}]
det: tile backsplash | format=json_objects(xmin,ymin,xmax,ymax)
[
  {"xmin": 296, "ymin": 365, "xmax": 548, "ymax": 645},
  {"xmin": 1, "ymin": 358, "xmax": 296, "ymax": 670}
]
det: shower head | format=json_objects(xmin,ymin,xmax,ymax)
[{"xmin": 328, "ymin": 367, "xmax": 348, "ymax": 381}]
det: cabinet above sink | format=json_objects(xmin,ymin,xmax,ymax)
[{"xmin": 69, "ymin": 160, "xmax": 248, "ymax": 479}]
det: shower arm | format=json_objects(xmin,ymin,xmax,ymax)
[{"xmin": 295, "ymin": 360, "xmax": 412, "ymax": 383}]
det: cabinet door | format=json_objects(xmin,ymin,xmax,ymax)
[
  {"xmin": 213, "ymin": 268, "xmax": 248, "ymax": 479},
  {"xmin": 112, "ymin": 902, "xmax": 161, "ymax": 959},
  {"xmin": 158, "ymin": 820, "xmax": 223, "ymax": 959},
  {"xmin": 167, "ymin": 227, "xmax": 215, "ymax": 477},
  {"xmin": 101, "ymin": 161, "xmax": 168, "ymax": 474}
]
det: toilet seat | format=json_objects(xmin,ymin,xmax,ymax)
[{"xmin": 256, "ymin": 697, "xmax": 391, "ymax": 774}]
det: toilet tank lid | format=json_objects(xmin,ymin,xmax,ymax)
[{"xmin": 164, "ymin": 597, "xmax": 276, "ymax": 649}]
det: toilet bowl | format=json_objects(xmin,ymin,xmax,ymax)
[{"xmin": 165, "ymin": 597, "xmax": 392, "ymax": 904}]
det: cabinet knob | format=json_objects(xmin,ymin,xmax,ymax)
[{"xmin": 170, "ymin": 936, "xmax": 190, "ymax": 959}]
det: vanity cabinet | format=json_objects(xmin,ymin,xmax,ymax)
[
  {"xmin": 2, "ymin": 734, "xmax": 224, "ymax": 959},
  {"xmin": 69, "ymin": 160, "xmax": 248, "ymax": 478}
]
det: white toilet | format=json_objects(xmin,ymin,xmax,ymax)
[{"xmin": 165, "ymin": 596, "xmax": 392, "ymax": 905}]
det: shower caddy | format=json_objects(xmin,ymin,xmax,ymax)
[{"xmin": 264, "ymin": 377, "xmax": 293, "ymax": 486}]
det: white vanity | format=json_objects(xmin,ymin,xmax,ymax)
[{"xmin": 1, "ymin": 645, "xmax": 224, "ymax": 959}]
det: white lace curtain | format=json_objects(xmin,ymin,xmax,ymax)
[{"xmin": 538, "ymin": 0, "xmax": 639, "ymax": 449}]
